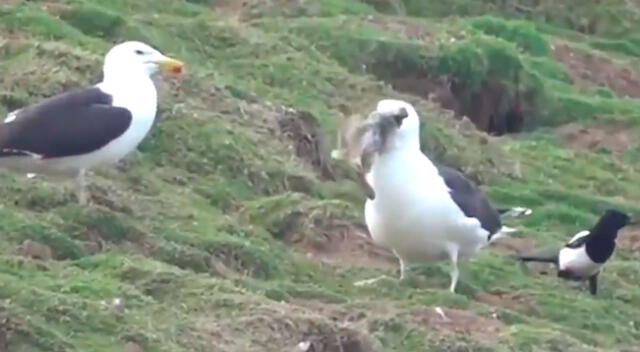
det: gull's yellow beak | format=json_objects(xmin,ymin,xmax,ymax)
[{"xmin": 157, "ymin": 56, "xmax": 184, "ymax": 74}]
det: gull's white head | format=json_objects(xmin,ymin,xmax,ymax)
[
  {"xmin": 103, "ymin": 41, "xmax": 184, "ymax": 78},
  {"xmin": 375, "ymin": 99, "xmax": 421, "ymax": 150},
  {"xmin": 357, "ymin": 99, "xmax": 420, "ymax": 169}
]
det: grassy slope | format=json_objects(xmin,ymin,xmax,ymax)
[{"xmin": 1, "ymin": 0, "xmax": 640, "ymax": 351}]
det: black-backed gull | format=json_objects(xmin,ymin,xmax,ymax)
[
  {"xmin": 0, "ymin": 41, "xmax": 184, "ymax": 204},
  {"xmin": 352, "ymin": 99, "xmax": 524, "ymax": 293}
]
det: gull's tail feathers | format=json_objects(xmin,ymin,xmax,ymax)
[{"xmin": 488, "ymin": 225, "xmax": 518, "ymax": 244}]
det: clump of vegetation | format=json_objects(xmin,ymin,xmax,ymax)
[
  {"xmin": 401, "ymin": 0, "xmax": 487, "ymax": 17},
  {"xmin": 470, "ymin": 16, "xmax": 550, "ymax": 56},
  {"xmin": 436, "ymin": 35, "xmax": 523, "ymax": 90},
  {"xmin": 61, "ymin": 4, "xmax": 125, "ymax": 39},
  {"xmin": 589, "ymin": 38, "xmax": 640, "ymax": 58}
]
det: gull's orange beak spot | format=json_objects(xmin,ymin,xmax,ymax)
[{"xmin": 159, "ymin": 57, "xmax": 185, "ymax": 74}]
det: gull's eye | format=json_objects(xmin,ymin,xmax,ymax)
[
  {"xmin": 393, "ymin": 108, "xmax": 409, "ymax": 126},
  {"xmin": 135, "ymin": 49, "xmax": 145, "ymax": 55}
]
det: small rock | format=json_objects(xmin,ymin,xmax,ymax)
[
  {"xmin": 111, "ymin": 297, "xmax": 126, "ymax": 314},
  {"xmin": 100, "ymin": 297, "xmax": 126, "ymax": 316},
  {"xmin": 434, "ymin": 307, "xmax": 449, "ymax": 321},
  {"xmin": 123, "ymin": 342, "xmax": 143, "ymax": 352},
  {"xmin": 294, "ymin": 341, "xmax": 311, "ymax": 351},
  {"xmin": 80, "ymin": 241, "xmax": 102, "ymax": 255}
]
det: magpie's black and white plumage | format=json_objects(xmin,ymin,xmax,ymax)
[
  {"xmin": 0, "ymin": 41, "xmax": 184, "ymax": 204},
  {"xmin": 351, "ymin": 99, "xmax": 529, "ymax": 293},
  {"xmin": 517, "ymin": 209, "xmax": 630, "ymax": 295}
]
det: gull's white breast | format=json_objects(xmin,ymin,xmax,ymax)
[{"xmin": 365, "ymin": 149, "xmax": 488, "ymax": 263}]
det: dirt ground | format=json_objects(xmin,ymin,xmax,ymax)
[
  {"xmin": 553, "ymin": 43, "xmax": 640, "ymax": 98},
  {"xmin": 365, "ymin": 16, "xmax": 436, "ymax": 43},
  {"xmin": 490, "ymin": 236, "xmax": 538, "ymax": 255},
  {"xmin": 411, "ymin": 307, "xmax": 505, "ymax": 339},
  {"xmin": 275, "ymin": 107, "xmax": 336, "ymax": 179},
  {"xmin": 555, "ymin": 122, "xmax": 634, "ymax": 156},
  {"xmin": 286, "ymin": 217, "xmax": 398, "ymax": 271},
  {"xmin": 618, "ymin": 225, "xmax": 640, "ymax": 253},
  {"xmin": 474, "ymin": 290, "xmax": 539, "ymax": 315}
]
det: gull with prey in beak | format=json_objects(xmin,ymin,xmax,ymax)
[
  {"xmin": 351, "ymin": 99, "xmax": 526, "ymax": 293},
  {"xmin": 0, "ymin": 41, "xmax": 184, "ymax": 204}
]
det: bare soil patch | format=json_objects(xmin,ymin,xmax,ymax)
[
  {"xmin": 555, "ymin": 122, "xmax": 634, "ymax": 156},
  {"xmin": 553, "ymin": 43, "xmax": 640, "ymax": 98},
  {"xmin": 211, "ymin": 0, "xmax": 275, "ymax": 19},
  {"xmin": 88, "ymin": 184, "xmax": 135, "ymax": 215},
  {"xmin": 276, "ymin": 107, "xmax": 335, "ymax": 180},
  {"xmin": 40, "ymin": 1, "xmax": 71, "ymax": 17},
  {"xmin": 0, "ymin": 0, "xmax": 21, "ymax": 6},
  {"xmin": 212, "ymin": 0, "xmax": 250, "ymax": 16},
  {"xmin": 196, "ymin": 303, "xmax": 382, "ymax": 352},
  {"xmin": 287, "ymin": 300, "xmax": 380, "ymax": 327},
  {"xmin": 411, "ymin": 307, "xmax": 505, "ymax": 339},
  {"xmin": 618, "ymin": 225, "xmax": 640, "ymax": 253},
  {"xmin": 213, "ymin": 0, "xmax": 320, "ymax": 20},
  {"xmin": 490, "ymin": 237, "xmax": 538, "ymax": 255},
  {"xmin": 365, "ymin": 16, "xmax": 435, "ymax": 42},
  {"xmin": 282, "ymin": 213, "xmax": 397, "ymax": 270},
  {"xmin": 290, "ymin": 327, "xmax": 377, "ymax": 352},
  {"xmin": 15, "ymin": 240, "xmax": 53, "ymax": 261},
  {"xmin": 474, "ymin": 291, "xmax": 539, "ymax": 315}
]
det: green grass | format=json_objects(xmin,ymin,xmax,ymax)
[{"xmin": 1, "ymin": 0, "xmax": 640, "ymax": 351}]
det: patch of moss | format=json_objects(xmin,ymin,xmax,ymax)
[
  {"xmin": 470, "ymin": 16, "xmax": 550, "ymax": 56},
  {"xmin": 589, "ymin": 38, "xmax": 640, "ymax": 58},
  {"xmin": 152, "ymin": 240, "xmax": 210, "ymax": 273},
  {"xmin": 61, "ymin": 4, "xmax": 125, "ymax": 39},
  {"xmin": 57, "ymin": 206, "xmax": 146, "ymax": 243},
  {"xmin": 360, "ymin": 0, "xmax": 405, "ymax": 14},
  {"xmin": 437, "ymin": 35, "xmax": 523, "ymax": 90},
  {"xmin": 401, "ymin": 0, "xmax": 485, "ymax": 17},
  {"xmin": 5, "ymin": 222, "xmax": 86, "ymax": 260},
  {"xmin": 0, "ymin": 5, "xmax": 96, "ymax": 46}
]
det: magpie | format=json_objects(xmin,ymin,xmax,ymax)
[{"xmin": 516, "ymin": 208, "xmax": 630, "ymax": 295}]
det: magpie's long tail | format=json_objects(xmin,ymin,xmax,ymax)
[
  {"xmin": 515, "ymin": 247, "xmax": 560, "ymax": 265},
  {"xmin": 498, "ymin": 206, "xmax": 533, "ymax": 219}
]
